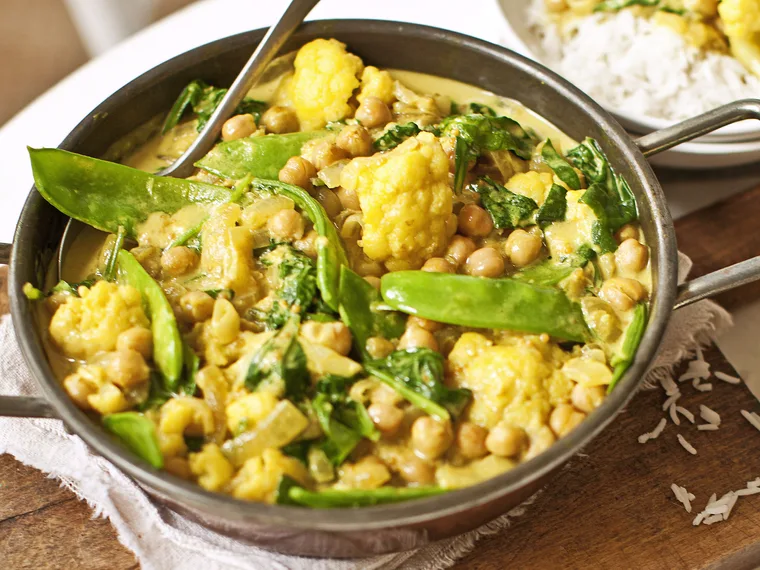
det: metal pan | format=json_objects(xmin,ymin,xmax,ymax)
[{"xmin": 1, "ymin": 20, "xmax": 759, "ymax": 558}]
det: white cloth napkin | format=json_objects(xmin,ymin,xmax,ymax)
[{"xmin": 0, "ymin": 254, "xmax": 731, "ymax": 570}]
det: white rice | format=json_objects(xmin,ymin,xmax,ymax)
[
  {"xmin": 527, "ymin": 4, "xmax": 760, "ymax": 123},
  {"xmin": 691, "ymin": 479, "xmax": 760, "ymax": 525},
  {"xmin": 697, "ymin": 424, "xmax": 719, "ymax": 431},
  {"xmin": 740, "ymin": 410, "xmax": 760, "ymax": 432},
  {"xmin": 671, "ymin": 483, "xmax": 694, "ymax": 513},
  {"xmin": 700, "ymin": 405, "xmax": 721, "ymax": 426},
  {"xmin": 660, "ymin": 375, "xmax": 679, "ymax": 396},
  {"xmin": 662, "ymin": 393, "xmax": 681, "ymax": 411},
  {"xmin": 715, "ymin": 371, "xmax": 741, "ymax": 385},
  {"xmin": 677, "ymin": 434, "xmax": 697, "ymax": 455},
  {"xmin": 693, "ymin": 381, "xmax": 713, "ymax": 393},
  {"xmin": 735, "ymin": 487, "xmax": 760, "ymax": 496},
  {"xmin": 703, "ymin": 514, "xmax": 726, "ymax": 525},
  {"xmin": 675, "ymin": 406, "xmax": 695, "ymax": 424},
  {"xmin": 669, "ymin": 404, "xmax": 680, "ymax": 426},
  {"xmin": 638, "ymin": 417, "xmax": 667, "ymax": 443}
]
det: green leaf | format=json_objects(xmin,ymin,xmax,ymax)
[
  {"xmin": 181, "ymin": 341, "xmax": 200, "ymax": 396},
  {"xmin": 286, "ymin": 485, "xmax": 447, "ymax": 508},
  {"xmin": 373, "ymin": 122, "xmax": 421, "ymax": 151},
  {"xmin": 473, "ymin": 176, "xmax": 538, "ymax": 230},
  {"xmin": 102, "ymin": 412, "xmax": 163, "ymax": 468},
  {"xmin": 117, "ymin": 250, "xmax": 183, "ymax": 387},
  {"xmin": 536, "ymin": 184, "xmax": 568, "ymax": 227},
  {"xmin": 468, "ymin": 102, "xmax": 497, "ymax": 116},
  {"xmin": 594, "ymin": 0, "xmax": 659, "ymax": 11},
  {"xmin": 541, "ymin": 140, "xmax": 581, "ymax": 190},
  {"xmin": 312, "ymin": 394, "xmax": 364, "ymax": 466},
  {"xmin": 338, "ymin": 266, "xmax": 407, "ymax": 358},
  {"xmin": 245, "ymin": 314, "xmax": 309, "ymax": 399},
  {"xmin": 280, "ymin": 441, "xmax": 311, "ymax": 465},
  {"xmin": 512, "ymin": 246, "xmax": 595, "ymax": 286},
  {"xmin": 102, "ymin": 226, "xmax": 126, "ymax": 281},
  {"xmin": 314, "ymin": 375, "xmax": 380, "ymax": 443},
  {"xmin": 257, "ymin": 245, "xmax": 318, "ymax": 330},
  {"xmin": 365, "ymin": 348, "xmax": 472, "ymax": 421}
]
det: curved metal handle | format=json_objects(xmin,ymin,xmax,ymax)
[
  {"xmin": 635, "ymin": 99, "xmax": 760, "ymax": 308},
  {"xmin": 0, "ymin": 396, "xmax": 57, "ymax": 418},
  {"xmin": 161, "ymin": 0, "xmax": 320, "ymax": 178}
]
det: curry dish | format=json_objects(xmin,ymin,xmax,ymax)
[{"xmin": 27, "ymin": 38, "xmax": 651, "ymax": 507}]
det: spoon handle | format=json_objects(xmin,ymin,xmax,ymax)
[{"xmin": 161, "ymin": 0, "xmax": 320, "ymax": 178}]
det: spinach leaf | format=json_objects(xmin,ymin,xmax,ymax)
[
  {"xmin": 473, "ymin": 176, "xmax": 538, "ymax": 230},
  {"xmin": 256, "ymin": 245, "xmax": 318, "ymax": 330},
  {"xmin": 512, "ymin": 245, "xmax": 596, "ymax": 286},
  {"xmin": 312, "ymin": 393, "xmax": 364, "ymax": 466},
  {"xmin": 280, "ymin": 441, "xmax": 311, "ymax": 464},
  {"xmin": 244, "ymin": 314, "xmax": 309, "ymax": 399},
  {"xmin": 338, "ymin": 266, "xmax": 407, "ymax": 358},
  {"xmin": 541, "ymin": 140, "xmax": 581, "ymax": 190},
  {"xmin": 204, "ymin": 288, "xmax": 235, "ymax": 300},
  {"xmin": 315, "ymin": 374, "xmax": 380, "ymax": 443},
  {"xmin": 536, "ymin": 184, "xmax": 568, "ymax": 227},
  {"xmin": 440, "ymin": 114, "xmax": 536, "ymax": 192},
  {"xmin": 468, "ymin": 102, "xmax": 497, "ymax": 116},
  {"xmin": 568, "ymin": 138, "xmax": 637, "ymax": 253},
  {"xmin": 162, "ymin": 79, "xmax": 267, "ymax": 134},
  {"xmin": 373, "ymin": 123, "xmax": 421, "ymax": 151},
  {"xmin": 365, "ymin": 348, "xmax": 471, "ymax": 421}
]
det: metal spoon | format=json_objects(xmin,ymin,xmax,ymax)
[{"xmin": 57, "ymin": 0, "xmax": 320, "ymax": 278}]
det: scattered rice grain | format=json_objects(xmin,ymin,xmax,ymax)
[
  {"xmin": 677, "ymin": 434, "xmax": 697, "ymax": 455},
  {"xmin": 662, "ymin": 393, "xmax": 680, "ymax": 411},
  {"xmin": 700, "ymin": 405, "xmax": 721, "ymax": 426},
  {"xmin": 703, "ymin": 514, "xmax": 725, "ymax": 525},
  {"xmin": 660, "ymin": 375, "xmax": 679, "ymax": 396},
  {"xmin": 693, "ymin": 382, "xmax": 713, "ymax": 392},
  {"xmin": 697, "ymin": 424, "xmax": 719, "ymax": 431},
  {"xmin": 669, "ymin": 404, "xmax": 680, "ymax": 426},
  {"xmin": 675, "ymin": 406, "xmax": 695, "ymax": 424},
  {"xmin": 715, "ymin": 371, "xmax": 741, "ymax": 385},
  {"xmin": 740, "ymin": 410, "xmax": 760, "ymax": 432}
]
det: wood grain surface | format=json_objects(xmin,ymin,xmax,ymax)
[{"xmin": 1, "ymin": 185, "xmax": 760, "ymax": 569}]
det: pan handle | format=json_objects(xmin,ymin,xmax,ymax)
[{"xmin": 635, "ymin": 99, "xmax": 760, "ymax": 309}]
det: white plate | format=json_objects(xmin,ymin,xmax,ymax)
[{"xmin": 494, "ymin": 0, "xmax": 760, "ymax": 146}]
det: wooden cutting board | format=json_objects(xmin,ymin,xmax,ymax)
[{"xmin": 2, "ymin": 185, "xmax": 760, "ymax": 569}]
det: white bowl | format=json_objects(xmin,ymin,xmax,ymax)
[{"xmin": 494, "ymin": 0, "xmax": 760, "ymax": 145}]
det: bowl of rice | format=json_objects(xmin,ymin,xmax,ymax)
[{"xmin": 496, "ymin": 0, "xmax": 760, "ymax": 144}]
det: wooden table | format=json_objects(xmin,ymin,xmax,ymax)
[{"xmin": 2, "ymin": 184, "xmax": 760, "ymax": 570}]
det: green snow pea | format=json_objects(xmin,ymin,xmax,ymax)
[
  {"xmin": 29, "ymin": 148, "xmax": 232, "ymax": 237},
  {"xmin": 281, "ymin": 482, "xmax": 447, "ymax": 508},
  {"xmin": 608, "ymin": 303, "xmax": 648, "ymax": 392},
  {"xmin": 381, "ymin": 272, "xmax": 589, "ymax": 342},
  {"xmin": 196, "ymin": 131, "xmax": 330, "ymax": 180},
  {"xmin": 117, "ymin": 250, "xmax": 183, "ymax": 387},
  {"xmin": 251, "ymin": 179, "xmax": 348, "ymax": 311},
  {"xmin": 102, "ymin": 412, "xmax": 163, "ymax": 468}
]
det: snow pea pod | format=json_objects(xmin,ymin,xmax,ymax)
[
  {"xmin": 117, "ymin": 250, "xmax": 183, "ymax": 387},
  {"xmin": 608, "ymin": 302, "xmax": 647, "ymax": 392},
  {"xmin": 251, "ymin": 179, "xmax": 348, "ymax": 311},
  {"xmin": 102, "ymin": 412, "xmax": 163, "ymax": 469},
  {"xmin": 283, "ymin": 483, "xmax": 447, "ymax": 508},
  {"xmin": 381, "ymin": 272, "xmax": 589, "ymax": 342},
  {"xmin": 195, "ymin": 131, "xmax": 329, "ymax": 180},
  {"xmin": 29, "ymin": 148, "xmax": 232, "ymax": 237}
]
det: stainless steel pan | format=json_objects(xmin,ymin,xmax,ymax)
[{"xmin": 1, "ymin": 21, "xmax": 759, "ymax": 558}]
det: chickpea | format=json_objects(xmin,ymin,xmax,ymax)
[
  {"xmin": 366, "ymin": 336, "xmax": 395, "ymax": 359},
  {"xmin": 363, "ymin": 275, "xmax": 381, "ymax": 290},
  {"xmin": 260, "ymin": 105, "xmax": 299, "ymax": 134},
  {"xmin": 106, "ymin": 349, "xmax": 150, "ymax": 388},
  {"xmin": 314, "ymin": 188, "xmax": 342, "ymax": 218},
  {"xmin": 340, "ymin": 456, "xmax": 391, "ymax": 489},
  {"xmin": 398, "ymin": 453, "xmax": 436, "ymax": 485},
  {"xmin": 300, "ymin": 321, "xmax": 352, "ymax": 355},
  {"xmin": 371, "ymin": 382, "xmax": 404, "ymax": 406},
  {"xmin": 398, "ymin": 324, "xmax": 439, "ymax": 352},
  {"xmin": 117, "ymin": 327, "xmax": 153, "ymax": 359},
  {"xmin": 221, "ymin": 113, "xmax": 257, "ymax": 141},
  {"xmin": 597, "ymin": 252, "xmax": 617, "ymax": 280},
  {"xmin": 421, "ymin": 257, "xmax": 455, "ymax": 273},
  {"xmin": 411, "ymin": 416, "xmax": 453, "ymax": 460},
  {"xmin": 180, "ymin": 291, "xmax": 215, "ymax": 322},
  {"xmin": 210, "ymin": 298, "xmax": 240, "ymax": 345},
  {"xmin": 504, "ymin": 229, "xmax": 542, "ymax": 268},
  {"xmin": 485, "ymin": 424, "xmax": 527, "ymax": 458},
  {"xmin": 615, "ymin": 223, "xmax": 639, "ymax": 243},
  {"xmin": 549, "ymin": 403, "xmax": 586, "ymax": 438},
  {"xmin": 294, "ymin": 229, "xmax": 319, "ymax": 258},
  {"xmin": 599, "ymin": 277, "xmax": 647, "ymax": 312},
  {"xmin": 456, "ymin": 422, "xmax": 489, "ymax": 459},
  {"xmin": 336, "ymin": 186, "xmax": 361, "ymax": 210},
  {"xmin": 161, "ymin": 246, "xmax": 199, "ymax": 276},
  {"xmin": 278, "ymin": 156, "xmax": 316, "ymax": 190},
  {"xmin": 367, "ymin": 402, "xmax": 404, "ymax": 435},
  {"xmin": 336, "ymin": 124, "xmax": 373, "ymax": 157},
  {"xmin": 267, "ymin": 208, "xmax": 305, "ymax": 241},
  {"xmin": 407, "ymin": 315, "xmax": 443, "ymax": 333},
  {"xmin": 355, "ymin": 96, "xmax": 392, "ymax": 128},
  {"xmin": 458, "ymin": 204, "xmax": 493, "ymax": 238},
  {"xmin": 615, "ymin": 239, "xmax": 649, "ymax": 273},
  {"xmin": 465, "ymin": 247, "xmax": 505, "ymax": 278},
  {"xmin": 446, "ymin": 213, "xmax": 458, "ymax": 238},
  {"xmin": 311, "ymin": 142, "xmax": 348, "ymax": 171},
  {"xmin": 445, "ymin": 235, "xmax": 477, "ymax": 267},
  {"xmin": 571, "ymin": 384, "xmax": 606, "ymax": 413}
]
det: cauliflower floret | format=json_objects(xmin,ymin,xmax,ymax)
[
  {"xmin": 49, "ymin": 281, "xmax": 149, "ymax": 360},
  {"xmin": 340, "ymin": 132, "xmax": 453, "ymax": 270},
  {"xmin": 719, "ymin": 0, "xmax": 760, "ymax": 39},
  {"xmin": 225, "ymin": 391, "xmax": 279, "ymax": 435},
  {"xmin": 189, "ymin": 443, "xmax": 234, "ymax": 492},
  {"xmin": 505, "ymin": 171, "xmax": 554, "ymax": 206},
  {"xmin": 158, "ymin": 397, "xmax": 215, "ymax": 457},
  {"xmin": 229, "ymin": 448, "xmax": 309, "ymax": 503},
  {"xmin": 200, "ymin": 204, "xmax": 258, "ymax": 298},
  {"xmin": 542, "ymin": 190, "xmax": 596, "ymax": 259},
  {"xmin": 63, "ymin": 364, "xmax": 131, "ymax": 415},
  {"xmin": 287, "ymin": 38, "xmax": 364, "ymax": 130},
  {"xmin": 357, "ymin": 66, "xmax": 395, "ymax": 105}
]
